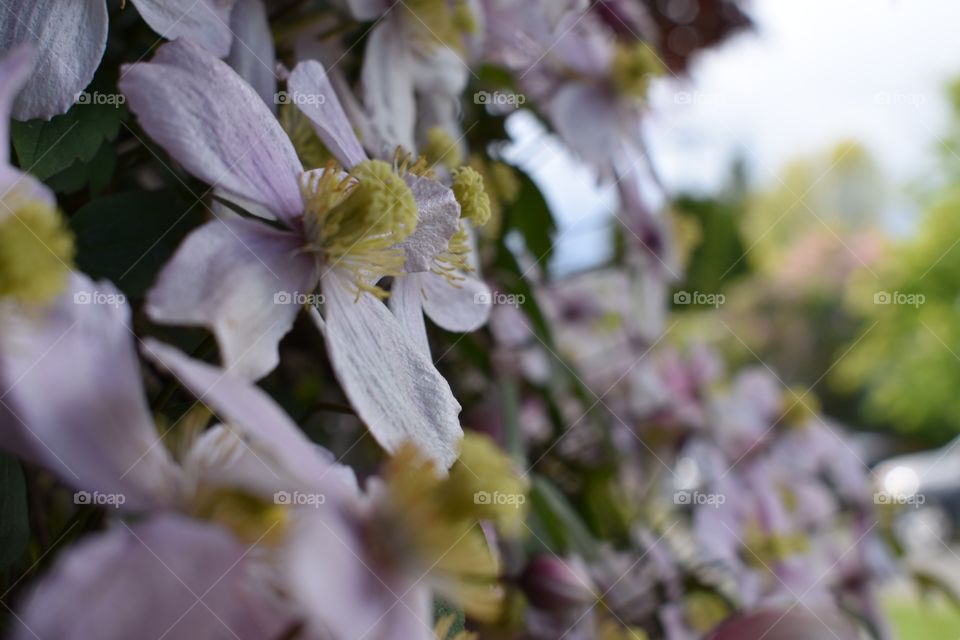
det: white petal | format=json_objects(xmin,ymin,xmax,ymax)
[
  {"xmin": 142, "ymin": 339, "xmax": 351, "ymax": 499},
  {"xmin": 145, "ymin": 217, "xmax": 318, "ymax": 381},
  {"xmin": 0, "ymin": 45, "xmax": 33, "ymax": 161},
  {"xmin": 120, "ymin": 40, "xmax": 304, "ymax": 224},
  {"xmin": 388, "ymin": 273, "xmax": 429, "ymax": 354},
  {"xmin": 319, "ymin": 271, "xmax": 462, "ymax": 468},
  {"xmin": 288, "ymin": 60, "xmax": 368, "ymax": 168},
  {"xmin": 421, "ymin": 271, "xmax": 492, "ymax": 333},
  {"xmin": 0, "ymin": 274, "xmax": 180, "ymax": 510},
  {"xmin": 0, "ymin": 0, "xmax": 107, "ymax": 120},
  {"xmin": 397, "ymin": 174, "xmax": 460, "ymax": 272},
  {"xmin": 361, "ymin": 18, "xmax": 416, "ymax": 155},
  {"xmin": 131, "ymin": 0, "xmax": 237, "ymax": 57},
  {"xmin": 225, "ymin": 0, "xmax": 277, "ymax": 111}
]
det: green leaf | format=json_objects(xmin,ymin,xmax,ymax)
[
  {"xmin": 70, "ymin": 190, "xmax": 204, "ymax": 298},
  {"xmin": 528, "ymin": 475, "xmax": 597, "ymax": 557},
  {"xmin": 0, "ymin": 452, "xmax": 29, "ymax": 570},
  {"xmin": 503, "ymin": 170, "xmax": 556, "ymax": 265},
  {"xmin": 45, "ymin": 144, "xmax": 116, "ymax": 196},
  {"xmin": 11, "ymin": 101, "xmax": 124, "ymax": 181}
]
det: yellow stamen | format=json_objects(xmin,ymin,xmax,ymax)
[
  {"xmin": 191, "ymin": 487, "xmax": 289, "ymax": 546},
  {"xmin": 301, "ymin": 159, "xmax": 418, "ymax": 299},
  {"xmin": 610, "ymin": 42, "xmax": 663, "ymax": 99},
  {"xmin": 280, "ymin": 103, "xmax": 332, "ymax": 170},
  {"xmin": 422, "ymin": 127, "xmax": 463, "ymax": 171},
  {"xmin": 403, "ymin": 0, "xmax": 463, "ymax": 51},
  {"xmin": 0, "ymin": 201, "xmax": 74, "ymax": 304},
  {"xmin": 452, "ymin": 166, "xmax": 491, "ymax": 226}
]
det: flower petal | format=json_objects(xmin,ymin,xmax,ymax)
[
  {"xmin": 397, "ymin": 174, "xmax": 460, "ymax": 272},
  {"xmin": 361, "ymin": 18, "xmax": 416, "ymax": 155},
  {"xmin": 145, "ymin": 217, "xmax": 318, "ymax": 381},
  {"xmin": 288, "ymin": 60, "xmax": 368, "ymax": 168},
  {"xmin": 0, "ymin": 45, "xmax": 33, "ymax": 161},
  {"xmin": 318, "ymin": 271, "xmax": 462, "ymax": 468},
  {"xmin": 0, "ymin": 274, "xmax": 180, "ymax": 510},
  {"xmin": 388, "ymin": 273, "xmax": 430, "ymax": 353},
  {"xmin": 142, "ymin": 338, "xmax": 350, "ymax": 498},
  {"xmin": 225, "ymin": 0, "xmax": 277, "ymax": 111},
  {"xmin": 131, "ymin": 0, "xmax": 237, "ymax": 57},
  {"xmin": 12, "ymin": 516, "xmax": 285, "ymax": 640},
  {"xmin": 119, "ymin": 40, "xmax": 304, "ymax": 224},
  {"xmin": 421, "ymin": 271, "xmax": 492, "ymax": 333},
  {"xmin": 0, "ymin": 0, "xmax": 107, "ymax": 121}
]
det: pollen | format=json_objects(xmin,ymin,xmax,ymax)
[
  {"xmin": 301, "ymin": 159, "xmax": 418, "ymax": 299},
  {"xmin": 452, "ymin": 166, "xmax": 491, "ymax": 227},
  {"xmin": 191, "ymin": 487, "xmax": 289, "ymax": 546},
  {"xmin": 610, "ymin": 42, "xmax": 663, "ymax": 99},
  {"xmin": 0, "ymin": 201, "xmax": 75, "ymax": 304}
]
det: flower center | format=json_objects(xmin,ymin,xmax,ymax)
[
  {"xmin": 610, "ymin": 42, "xmax": 663, "ymax": 99},
  {"xmin": 0, "ymin": 201, "xmax": 75, "ymax": 304},
  {"xmin": 301, "ymin": 159, "xmax": 418, "ymax": 298},
  {"xmin": 191, "ymin": 487, "xmax": 289, "ymax": 546},
  {"xmin": 402, "ymin": 0, "xmax": 465, "ymax": 51}
]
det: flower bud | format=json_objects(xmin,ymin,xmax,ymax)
[{"xmin": 520, "ymin": 555, "xmax": 596, "ymax": 612}]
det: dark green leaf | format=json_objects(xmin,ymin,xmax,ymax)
[
  {"xmin": 503, "ymin": 170, "xmax": 556, "ymax": 266},
  {"xmin": 0, "ymin": 452, "xmax": 29, "ymax": 570},
  {"xmin": 70, "ymin": 190, "xmax": 204, "ymax": 298},
  {"xmin": 11, "ymin": 100, "xmax": 124, "ymax": 181},
  {"xmin": 528, "ymin": 475, "xmax": 597, "ymax": 557}
]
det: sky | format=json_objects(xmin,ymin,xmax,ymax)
[{"xmin": 506, "ymin": 0, "xmax": 960, "ymax": 274}]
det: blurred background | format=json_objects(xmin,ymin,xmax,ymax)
[{"xmin": 508, "ymin": 1, "xmax": 960, "ymax": 636}]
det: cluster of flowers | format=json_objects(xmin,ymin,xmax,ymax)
[{"xmin": 0, "ymin": 1, "xmax": 892, "ymax": 639}]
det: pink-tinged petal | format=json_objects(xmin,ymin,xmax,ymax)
[
  {"xmin": 12, "ymin": 516, "xmax": 284, "ymax": 640},
  {"xmin": 361, "ymin": 19, "xmax": 416, "ymax": 155},
  {"xmin": 142, "ymin": 339, "xmax": 349, "ymax": 498},
  {"xmin": 284, "ymin": 509, "xmax": 434, "ymax": 640},
  {"xmin": 421, "ymin": 271, "xmax": 492, "ymax": 333},
  {"xmin": 388, "ymin": 273, "xmax": 430, "ymax": 353},
  {"xmin": 708, "ymin": 608, "xmax": 858, "ymax": 640},
  {"xmin": 0, "ymin": 0, "xmax": 107, "ymax": 121},
  {"xmin": 0, "ymin": 274, "xmax": 181, "ymax": 510},
  {"xmin": 226, "ymin": 0, "xmax": 276, "ymax": 112},
  {"xmin": 288, "ymin": 60, "xmax": 368, "ymax": 168},
  {"xmin": 0, "ymin": 45, "xmax": 33, "ymax": 161},
  {"xmin": 131, "ymin": 0, "xmax": 237, "ymax": 57},
  {"xmin": 119, "ymin": 40, "xmax": 304, "ymax": 224},
  {"xmin": 0, "ymin": 165, "xmax": 56, "ymax": 209},
  {"xmin": 397, "ymin": 174, "xmax": 460, "ymax": 272},
  {"xmin": 547, "ymin": 82, "xmax": 622, "ymax": 173},
  {"xmin": 318, "ymin": 271, "xmax": 462, "ymax": 468},
  {"xmin": 145, "ymin": 217, "xmax": 318, "ymax": 381}
]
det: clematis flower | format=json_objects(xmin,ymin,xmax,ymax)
[
  {"xmin": 346, "ymin": 0, "xmax": 476, "ymax": 155},
  {"xmin": 120, "ymin": 40, "xmax": 465, "ymax": 467},
  {"xmin": 0, "ymin": 0, "xmax": 245, "ymax": 121},
  {"xmin": 284, "ymin": 431, "xmax": 526, "ymax": 639}
]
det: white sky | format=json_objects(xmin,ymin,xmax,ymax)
[{"xmin": 506, "ymin": 0, "xmax": 960, "ymax": 273}]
